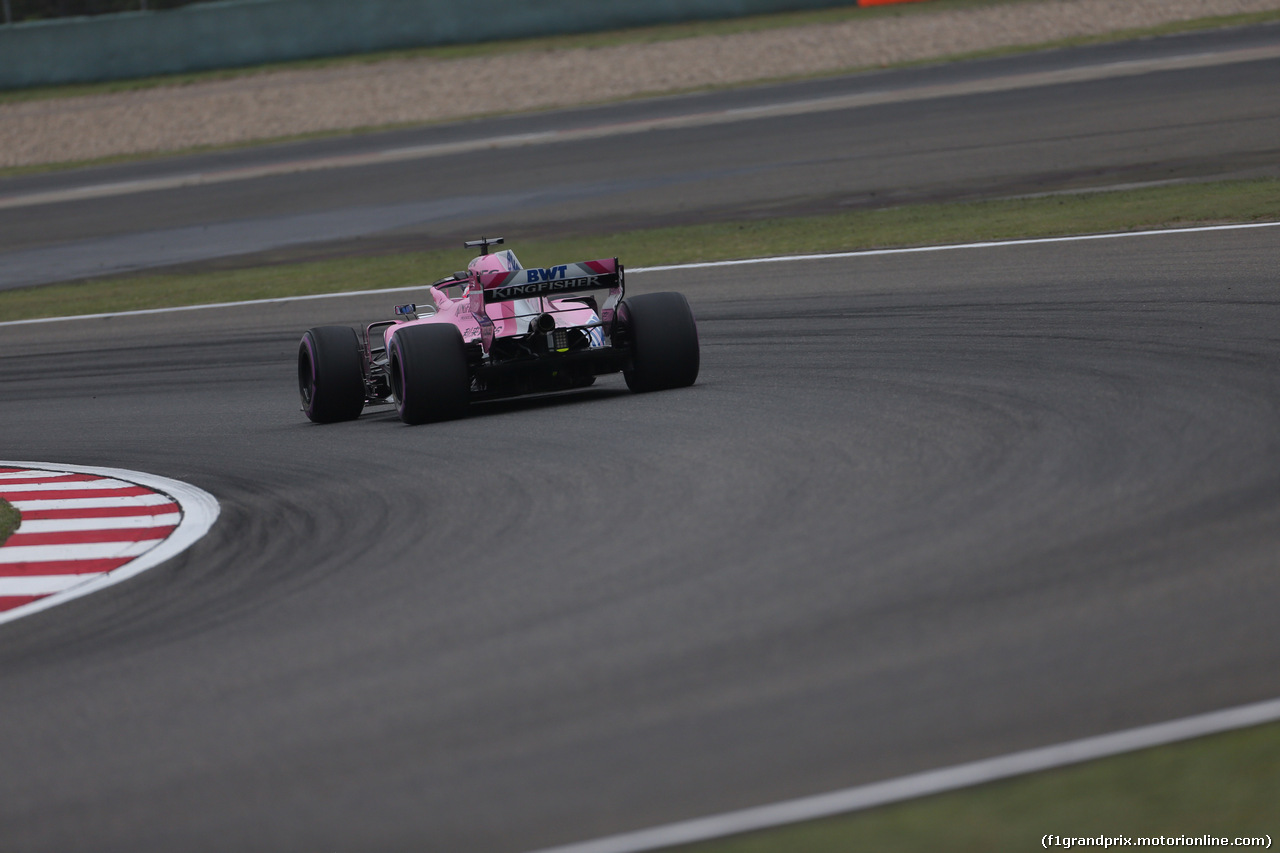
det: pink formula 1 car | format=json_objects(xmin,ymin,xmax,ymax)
[{"xmin": 298, "ymin": 238, "xmax": 699, "ymax": 424}]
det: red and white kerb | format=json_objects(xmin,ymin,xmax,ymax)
[{"xmin": 0, "ymin": 463, "xmax": 218, "ymax": 624}]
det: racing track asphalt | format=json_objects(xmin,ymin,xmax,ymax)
[
  {"xmin": 2, "ymin": 226, "xmax": 1279, "ymax": 851},
  {"xmin": 1, "ymin": 21, "xmax": 1279, "ymax": 288}
]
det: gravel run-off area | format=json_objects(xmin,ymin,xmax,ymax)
[{"xmin": 3, "ymin": 0, "xmax": 1280, "ymax": 168}]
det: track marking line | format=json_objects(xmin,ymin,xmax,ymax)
[
  {"xmin": 0, "ymin": 477, "xmax": 140, "ymax": 493},
  {"xmin": 0, "ymin": 574, "xmax": 108, "ymax": 596},
  {"xmin": 0, "ymin": 557, "xmax": 133, "ymax": 576},
  {"xmin": 18, "ymin": 503, "xmax": 180, "ymax": 520},
  {"xmin": 525, "ymin": 696, "xmax": 1280, "ymax": 853},
  {"xmin": 3, "ymin": 486, "xmax": 154, "ymax": 502},
  {"xmin": 0, "ymin": 539, "xmax": 159, "ymax": 563},
  {"xmin": 2, "ymin": 41, "xmax": 1277, "ymax": 213},
  {"xmin": 16, "ymin": 513, "xmax": 181, "ymax": 533},
  {"xmin": 1, "ymin": 221, "xmax": 1277, "ymax": 328},
  {"xmin": 0, "ymin": 472, "xmax": 99, "ymax": 485},
  {"xmin": 8, "ymin": 493, "xmax": 178, "ymax": 510},
  {"xmin": 0, "ymin": 462, "xmax": 218, "ymax": 627},
  {"xmin": 6, "ymin": 526, "xmax": 175, "ymax": 546},
  {"xmin": 630, "ymin": 221, "xmax": 1280, "ymax": 272}
]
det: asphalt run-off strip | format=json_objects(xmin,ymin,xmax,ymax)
[
  {"xmin": 2, "ymin": 221, "xmax": 1278, "ymax": 328},
  {"xmin": 0, "ymin": 462, "xmax": 218, "ymax": 626},
  {"xmin": 2, "ymin": 41, "xmax": 1277, "ymax": 213}
]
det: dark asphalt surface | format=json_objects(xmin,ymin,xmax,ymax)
[
  {"xmin": 1, "ymin": 22, "xmax": 1278, "ymax": 287},
  {"xmin": 3, "ymin": 227, "xmax": 1280, "ymax": 851},
  {"xmin": 3, "ymin": 22, "xmax": 1280, "ymax": 853}
]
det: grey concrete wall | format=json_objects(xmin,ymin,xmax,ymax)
[{"xmin": 0, "ymin": 0, "xmax": 860, "ymax": 89}]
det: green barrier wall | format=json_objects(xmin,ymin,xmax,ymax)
[{"xmin": 0, "ymin": 0, "xmax": 860, "ymax": 89}]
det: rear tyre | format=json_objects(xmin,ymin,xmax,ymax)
[
  {"xmin": 299, "ymin": 326, "xmax": 365, "ymax": 423},
  {"xmin": 619, "ymin": 292, "xmax": 700, "ymax": 392},
  {"xmin": 389, "ymin": 324, "xmax": 469, "ymax": 424}
]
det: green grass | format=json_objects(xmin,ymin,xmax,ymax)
[
  {"xmin": 0, "ymin": 498, "xmax": 19, "ymax": 546},
  {"xmin": 3, "ymin": 177, "xmax": 1278, "ymax": 324},
  {"xmin": 667, "ymin": 719, "xmax": 1280, "ymax": 853},
  {"xmin": 3, "ymin": 2, "xmax": 1279, "ymax": 179}
]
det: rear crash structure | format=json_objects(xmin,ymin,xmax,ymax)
[{"xmin": 298, "ymin": 238, "xmax": 699, "ymax": 424}]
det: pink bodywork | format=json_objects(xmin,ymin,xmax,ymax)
[{"xmin": 379, "ymin": 251, "xmax": 619, "ymax": 353}]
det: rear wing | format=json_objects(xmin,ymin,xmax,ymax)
[{"xmin": 479, "ymin": 258, "xmax": 621, "ymax": 304}]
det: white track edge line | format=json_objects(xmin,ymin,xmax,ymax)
[
  {"xmin": 3, "ymin": 42, "xmax": 1277, "ymax": 215},
  {"xmin": 525, "ymin": 695, "xmax": 1280, "ymax": 853},
  {"xmin": 2, "ymin": 221, "xmax": 1277, "ymax": 328},
  {"xmin": 0, "ymin": 461, "xmax": 219, "ymax": 627},
  {"xmin": 631, "ymin": 221, "xmax": 1280, "ymax": 272}
]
